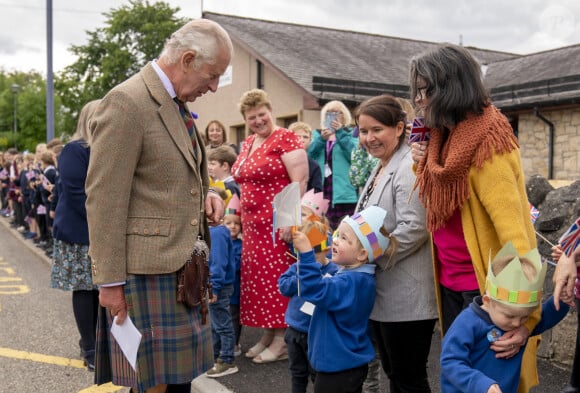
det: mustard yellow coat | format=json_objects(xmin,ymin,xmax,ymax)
[{"xmin": 431, "ymin": 148, "xmax": 539, "ymax": 393}]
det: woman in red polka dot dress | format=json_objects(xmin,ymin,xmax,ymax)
[{"xmin": 232, "ymin": 89, "xmax": 308, "ymax": 363}]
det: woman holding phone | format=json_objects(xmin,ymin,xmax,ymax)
[{"xmin": 307, "ymin": 100, "xmax": 358, "ymax": 229}]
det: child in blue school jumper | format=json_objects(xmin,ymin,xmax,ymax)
[
  {"xmin": 440, "ymin": 242, "xmax": 570, "ymax": 393},
  {"xmin": 279, "ymin": 190, "xmax": 337, "ymax": 393},
  {"xmin": 223, "ymin": 194, "xmax": 243, "ymax": 356},
  {"xmin": 205, "ymin": 189, "xmax": 238, "ymax": 378},
  {"xmin": 292, "ymin": 205, "xmax": 397, "ymax": 393}
]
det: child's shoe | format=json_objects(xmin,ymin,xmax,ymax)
[
  {"xmin": 234, "ymin": 344, "xmax": 242, "ymax": 357},
  {"xmin": 205, "ymin": 359, "xmax": 238, "ymax": 378}
]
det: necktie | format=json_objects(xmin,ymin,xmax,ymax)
[{"xmin": 174, "ymin": 98, "xmax": 197, "ymax": 153}]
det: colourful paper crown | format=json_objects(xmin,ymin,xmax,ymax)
[
  {"xmin": 301, "ymin": 189, "xmax": 329, "ymax": 218},
  {"xmin": 209, "ymin": 178, "xmax": 233, "ymax": 207},
  {"xmin": 485, "ymin": 241, "xmax": 547, "ymax": 308},
  {"xmin": 224, "ymin": 194, "xmax": 240, "ymax": 216},
  {"xmin": 342, "ymin": 206, "xmax": 390, "ymax": 263}
]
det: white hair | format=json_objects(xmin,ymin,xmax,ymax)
[{"xmin": 160, "ymin": 19, "xmax": 233, "ymax": 67}]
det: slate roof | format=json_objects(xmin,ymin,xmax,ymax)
[
  {"xmin": 205, "ymin": 12, "xmax": 518, "ymax": 104},
  {"xmin": 486, "ymin": 44, "xmax": 580, "ymax": 110}
]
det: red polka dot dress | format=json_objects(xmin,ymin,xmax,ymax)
[{"xmin": 232, "ymin": 128, "xmax": 302, "ymax": 328}]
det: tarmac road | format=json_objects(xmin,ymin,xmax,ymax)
[{"xmin": 0, "ymin": 216, "xmax": 573, "ymax": 393}]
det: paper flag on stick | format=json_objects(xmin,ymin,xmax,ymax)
[
  {"xmin": 272, "ymin": 182, "xmax": 302, "ymax": 244},
  {"xmin": 559, "ymin": 217, "xmax": 580, "ymax": 257},
  {"xmin": 408, "ymin": 117, "xmax": 430, "ymax": 143},
  {"xmin": 529, "ymin": 203, "xmax": 539, "ymax": 224}
]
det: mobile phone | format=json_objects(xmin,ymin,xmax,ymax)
[
  {"xmin": 324, "ymin": 111, "xmax": 339, "ymax": 131},
  {"xmin": 409, "ymin": 117, "xmax": 430, "ymax": 143}
]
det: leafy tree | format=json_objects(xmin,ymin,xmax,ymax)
[
  {"xmin": 55, "ymin": 0, "xmax": 186, "ymax": 132},
  {"xmin": 0, "ymin": 70, "xmax": 63, "ymax": 151}
]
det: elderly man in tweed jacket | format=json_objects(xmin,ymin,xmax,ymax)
[{"xmin": 85, "ymin": 19, "xmax": 233, "ymax": 393}]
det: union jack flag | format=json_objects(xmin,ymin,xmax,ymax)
[
  {"xmin": 409, "ymin": 117, "xmax": 430, "ymax": 143},
  {"xmin": 529, "ymin": 203, "xmax": 539, "ymax": 224},
  {"xmin": 559, "ymin": 217, "xmax": 580, "ymax": 257},
  {"xmin": 0, "ymin": 168, "xmax": 7, "ymax": 180}
]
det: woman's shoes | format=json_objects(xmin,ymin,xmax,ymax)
[
  {"xmin": 83, "ymin": 352, "xmax": 95, "ymax": 371},
  {"xmin": 252, "ymin": 347, "xmax": 288, "ymax": 364},
  {"xmin": 245, "ymin": 342, "xmax": 267, "ymax": 358},
  {"xmin": 252, "ymin": 335, "xmax": 288, "ymax": 364}
]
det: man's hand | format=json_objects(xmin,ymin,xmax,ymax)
[
  {"xmin": 99, "ymin": 285, "xmax": 127, "ymax": 325},
  {"xmin": 205, "ymin": 192, "xmax": 224, "ymax": 224}
]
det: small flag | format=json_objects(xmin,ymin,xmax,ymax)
[
  {"xmin": 559, "ymin": 217, "xmax": 580, "ymax": 257},
  {"xmin": 408, "ymin": 117, "xmax": 431, "ymax": 143},
  {"xmin": 0, "ymin": 168, "xmax": 7, "ymax": 180},
  {"xmin": 529, "ymin": 203, "xmax": 539, "ymax": 224}
]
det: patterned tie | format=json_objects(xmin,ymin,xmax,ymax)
[{"xmin": 174, "ymin": 97, "xmax": 197, "ymax": 154}]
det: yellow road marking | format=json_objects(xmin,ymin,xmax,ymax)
[
  {"xmin": 0, "ymin": 347, "xmax": 86, "ymax": 368},
  {"xmin": 78, "ymin": 382, "xmax": 126, "ymax": 392}
]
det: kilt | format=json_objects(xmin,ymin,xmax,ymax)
[{"xmin": 95, "ymin": 272, "xmax": 213, "ymax": 392}]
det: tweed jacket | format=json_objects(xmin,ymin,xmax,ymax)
[
  {"xmin": 356, "ymin": 144, "xmax": 438, "ymax": 322},
  {"xmin": 86, "ymin": 63, "xmax": 210, "ymax": 285}
]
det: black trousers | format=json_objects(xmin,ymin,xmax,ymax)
[
  {"xmin": 371, "ymin": 319, "xmax": 436, "ymax": 393},
  {"xmin": 285, "ymin": 326, "xmax": 315, "ymax": 393},
  {"xmin": 440, "ymin": 284, "xmax": 480, "ymax": 334},
  {"xmin": 314, "ymin": 364, "xmax": 368, "ymax": 393}
]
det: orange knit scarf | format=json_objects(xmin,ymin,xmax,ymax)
[{"xmin": 415, "ymin": 105, "xmax": 518, "ymax": 232}]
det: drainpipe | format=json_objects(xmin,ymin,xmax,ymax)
[{"xmin": 534, "ymin": 107, "xmax": 554, "ymax": 179}]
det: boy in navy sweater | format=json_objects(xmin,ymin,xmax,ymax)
[
  {"xmin": 205, "ymin": 189, "xmax": 238, "ymax": 378},
  {"xmin": 279, "ymin": 190, "xmax": 336, "ymax": 393},
  {"xmin": 292, "ymin": 206, "xmax": 396, "ymax": 393},
  {"xmin": 441, "ymin": 242, "xmax": 569, "ymax": 393}
]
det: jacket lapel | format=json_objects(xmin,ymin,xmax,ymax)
[{"xmin": 141, "ymin": 63, "xmax": 198, "ymax": 171}]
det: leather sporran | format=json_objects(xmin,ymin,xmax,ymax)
[{"xmin": 177, "ymin": 237, "xmax": 212, "ymax": 324}]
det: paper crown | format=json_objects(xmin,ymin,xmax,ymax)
[
  {"xmin": 342, "ymin": 206, "xmax": 390, "ymax": 263},
  {"xmin": 209, "ymin": 178, "xmax": 233, "ymax": 206},
  {"xmin": 301, "ymin": 189, "xmax": 329, "ymax": 218},
  {"xmin": 224, "ymin": 194, "xmax": 240, "ymax": 216},
  {"xmin": 485, "ymin": 242, "xmax": 547, "ymax": 308}
]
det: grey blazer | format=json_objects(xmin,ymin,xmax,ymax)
[
  {"xmin": 356, "ymin": 144, "xmax": 438, "ymax": 322},
  {"xmin": 86, "ymin": 63, "xmax": 210, "ymax": 285}
]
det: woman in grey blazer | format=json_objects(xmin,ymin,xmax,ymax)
[{"xmin": 354, "ymin": 95, "xmax": 438, "ymax": 393}]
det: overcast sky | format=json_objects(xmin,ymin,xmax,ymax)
[{"xmin": 1, "ymin": 0, "xmax": 579, "ymax": 74}]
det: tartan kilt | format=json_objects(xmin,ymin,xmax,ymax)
[{"xmin": 95, "ymin": 272, "xmax": 213, "ymax": 392}]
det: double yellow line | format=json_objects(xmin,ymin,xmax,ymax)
[{"xmin": 0, "ymin": 347, "xmax": 125, "ymax": 392}]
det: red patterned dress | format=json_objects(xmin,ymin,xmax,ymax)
[{"xmin": 232, "ymin": 128, "xmax": 302, "ymax": 328}]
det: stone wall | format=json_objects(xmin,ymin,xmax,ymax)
[
  {"xmin": 527, "ymin": 177, "xmax": 580, "ymax": 366},
  {"xmin": 518, "ymin": 107, "xmax": 580, "ymax": 180}
]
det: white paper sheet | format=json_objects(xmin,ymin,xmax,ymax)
[{"xmin": 110, "ymin": 315, "xmax": 142, "ymax": 371}]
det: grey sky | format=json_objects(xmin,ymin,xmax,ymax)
[{"xmin": 1, "ymin": 0, "xmax": 579, "ymax": 74}]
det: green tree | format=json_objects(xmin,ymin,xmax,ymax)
[
  {"xmin": 0, "ymin": 70, "xmax": 63, "ymax": 151},
  {"xmin": 55, "ymin": 0, "xmax": 186, "ymax": 132}
]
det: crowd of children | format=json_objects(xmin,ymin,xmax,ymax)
[{"xmin": 0, "ymin": 140, "xmax": 63, "ymax": 258}]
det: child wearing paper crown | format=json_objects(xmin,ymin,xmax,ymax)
[
  {"xmin": 279, "ymin": 190, "xmax": 337, "ymax": 393},
  {"xmin": 224, "ymin": 194, "xmax": 243, "ymax": 357},
  {"xmin": 292, "ymin": 205, "xmax": 397, "ymax": 393},
  {"xmin": 440, "ymin": 242, "xmax": 570, "ymax": 393}
]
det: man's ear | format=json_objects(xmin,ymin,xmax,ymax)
[
  {"xmin": 357, "ymin": 248, "xmax": 369, "ymax": 263},
  {"xmin": 181, "ymin": 50, "xmax": 197, "ymax": 70}
]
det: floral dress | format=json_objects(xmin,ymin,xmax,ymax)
[{"xmin": 232, "ymin": 128, "xmax": 302, "ymax": 328}]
